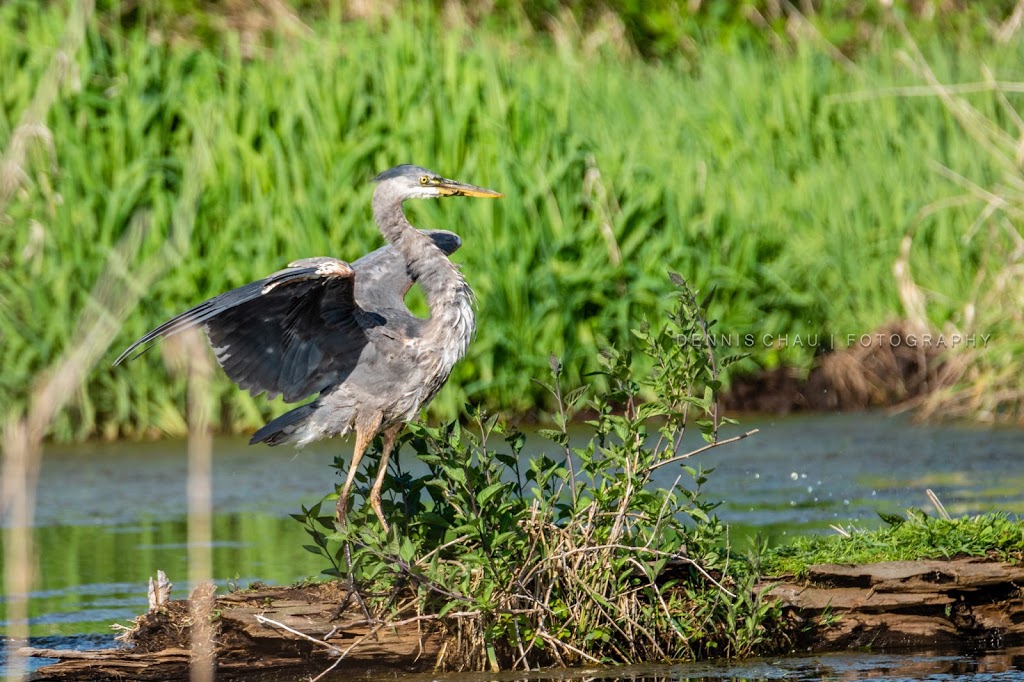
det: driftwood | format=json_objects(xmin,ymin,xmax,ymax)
[
  {"xmin": 25, "ymin": 557, "xmax": 1024, "ymax": 680},
  {"xmin": 25, "ymin": 582, "xmax": 440, "ymax": 681},
  {"xmin": 766, "ymin": 557, "xmax": 1024, "ymax": 649}
]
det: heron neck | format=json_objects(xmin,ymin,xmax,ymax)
[{"xmin": 372, "ymin": 187, "xmax": 476, "ymax": 359}]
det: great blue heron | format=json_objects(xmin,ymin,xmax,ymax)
[{"xmin": 115, "ymin": 164, "xmax": 503, "ymax": 532}]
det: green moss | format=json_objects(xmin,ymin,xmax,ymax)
[{"xmin": 761, "ymin": 511, "xmax": 1024, "ymax": 579}]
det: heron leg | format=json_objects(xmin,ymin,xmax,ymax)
[
  {"xmin": 335, "ymin": 426, "xmax": 377, "ymax": 625},
  {"xmin": 369, "ymin": 425, "xmax": 402, "ymax": 533},
  {"xmin": 337, "ymin": 428, "xmax": 373, "ymax": 527}
]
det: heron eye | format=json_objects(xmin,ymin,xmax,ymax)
[{"xmin": 419, "ymin": 176, "xmax": 429, "ymax": 185}]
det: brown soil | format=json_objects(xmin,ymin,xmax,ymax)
[
  {"xmin": 24, "ymin": 557, "xmax": 1024, "ymax": 680},
  {"xmin": 723, "ymin": 321, "xmax": 953, "ymax": 413}
]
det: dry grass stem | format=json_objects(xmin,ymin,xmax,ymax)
[
  {"xmin": 177, "ymin": 330, "xmax": 216, "ymax": 682},
  {"xmin": 649, "ymin": 429, "xmax": 760, "ymax": 472},
  {"xmin": 2, "ymin": 78, "xmax": 211, "ymax": 681},
  {"xmin": 0, "ymin": 0, "xmax": 93, "ymax": 213}
]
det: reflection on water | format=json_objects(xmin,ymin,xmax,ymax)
[
  {"xmin": 0, "ymin": 513, "xmax": 325, "ymax": 637},
  {"xmin": 2, "ymin": 412, "xmax": 1023, "ymax": 679},
  {"xmin": 346, "ymin": 648, "xmax": 1024, "ymax": 681}
]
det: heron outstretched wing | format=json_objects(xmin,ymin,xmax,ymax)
[
  {"xmin": 115, "ymin": 258, "xmax": 364, "ymax": 402},
  {"xmin": 114, "ymin": 229, "xmax": 463, "ymax": 402}
]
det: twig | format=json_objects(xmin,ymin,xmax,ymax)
[
  {"xmin": 254, "ymin": 614, "xmax": 345, "ymax": 654},
  {"xmin": 780, "ymin": 0, "xmax": 858, "ymax": 72},
  {"xmin": 826, "ymin": 81, "xmax": 1024, "ymax": 105},
  {"xmin": 532, "ymin": 541, "xmax": 736, "ymax": 599},
  {"xmin": 649, "ymin": 429, "xmax": 759, "ymax": 472},
  {"xmin": 926, "ymin": 488, "xmax": 952, "ymax": 520},
  {"xmin": 309, "ymin": 627, "xmax": 385, "ymax": 682},
  {"xmin": 536, "ymin": 631, "xmax": 603, "ymax": 664}
]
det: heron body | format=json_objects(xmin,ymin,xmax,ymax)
[{"xmin": 116, "ymin": 165, "xmax": 502, "ymax": 531}]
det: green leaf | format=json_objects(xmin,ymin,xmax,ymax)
[
  {"xmin": 565, "ymin": 385, "xmax": 589, "ymax": 407},
  {"xmin": 537, "ymin": 428, "xmax": 569, "ymax": 446},
  {"xmin": 878, "ymin": 511, "xmax": 906, "ymax": 527},
  {"xmin": 477, "ymin": 481, "xmax": 507, "ymax": 506},
  {"xmin": 636, "ymin": 402, "xmax": 671, "ymax": 420}
]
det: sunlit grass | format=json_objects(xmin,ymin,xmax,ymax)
[
  {"xmin": 761, "ymin": 511, "xmax": 1024, "ymax": 578},
  {"xmin": 2, "ymin": 4, "xmax": 1023, "ymax": 440}
]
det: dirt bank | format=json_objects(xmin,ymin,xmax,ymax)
[{"xmin": 723, "ymin": 321, "xmax": 953, "ymax": 413}]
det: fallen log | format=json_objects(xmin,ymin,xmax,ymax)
[
  {"xmin": 25, "ymin": 557, "xmax": 1024, "ymax": 680},
  {"xmin": 25, "ymin": 581, "xmax": 441, "ymax": 681},
  {"xmin": 765, "ymin": 557, "xmax": 1024, "ymax": 650}
]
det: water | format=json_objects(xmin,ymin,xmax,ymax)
[
  {"xmin": 2, "ymin": 411, "xmax": 1023, "ymax": 679},
  {"xmin": 392, "ymin": 647, "xmax": 1024, "ymax": 680}
]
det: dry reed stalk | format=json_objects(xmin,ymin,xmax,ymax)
[
  {"xmin": 2, "ymin": 98, "xmax": 210, "ymax": 682},
  {"xmin": 1, "ymin": 4, "xmax": 93, "ymax": 680},
  {"xmin": 0, "ymin": 0, "xmax": 93, "ymax": 213},
  {"xmin": 878, "ymin": 11, "xmax": 1024, "ymax": 422},
  {"xmin": 166, "ymin": 330, "xmax": 216, "ymax": 682}
]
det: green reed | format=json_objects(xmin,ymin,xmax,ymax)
[{"xmin": 2, "ymin": 3, "xmax": 1021, "ymax": 440}]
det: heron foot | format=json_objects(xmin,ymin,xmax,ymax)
[
  {"xmin": 329, "ymin": 540, "xmax": 373, "ymax": 624},
  {"xmin": 330, "ymin": 577, "xmax": 373, "ymax": 623}
]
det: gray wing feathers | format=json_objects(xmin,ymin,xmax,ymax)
[
  {"xmin": 249, "ymin": 401, "xmax": 319, "ymax": 446},
  {"xmin": 196, "ymin": 260, "xmax": 362, "ymax": 401},
  {"xmin": 115, "ymin": 229, "xmax": 463, "ymax": 404},
  {"xmin": 115, "ymin": 259, "xmax": 361, "ymax": 402}
]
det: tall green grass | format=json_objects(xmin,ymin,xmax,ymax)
[{"xmin": 2, "ymin": 3, "xmax": 1021, "ymax": 440}]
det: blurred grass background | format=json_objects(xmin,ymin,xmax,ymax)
[{"xmin": 2, "ymin": 0, "xmax": 1023, "ymax": 441}]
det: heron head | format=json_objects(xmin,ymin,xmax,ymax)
[{"xmin": 373, "ymin": 164, "xmax": 503, "ymax": 201}]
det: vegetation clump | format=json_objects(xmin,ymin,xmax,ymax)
[
  {"xmin": 295, "ymin": 275, "xmax": 784, "ymax": 669},
  {"xmin": 761, "ymin": 511, "xmax": 1024, "ymax": 580},
  {"xmin": 291, "ymin": 274, "xmax": 1024, "ymax": 670}
]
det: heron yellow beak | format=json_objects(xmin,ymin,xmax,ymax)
[{"xmin": 436, "ymin": 179, "xmax": 503, "ymax": 198}]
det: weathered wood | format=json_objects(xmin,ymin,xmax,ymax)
[
  {"xmin": 26, "ymin": 582, "xmax": 441, "ymax": 681},
  {"xmin": 765, "ymin": 557, "xmax": 1024, "ymax": 650},
  {"xmin": 806, "ymin": 559, "xmax": 1024, "ymax": 591},
  {"xmin": 26, "ymin": 557, "xmax": 1024, "ymax": 680}
]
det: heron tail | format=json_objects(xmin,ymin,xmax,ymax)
[{"xmin": 250, "ymin": 402, "xmax": 318, "ymax": 446}]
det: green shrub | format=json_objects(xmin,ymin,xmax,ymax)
[{"xmin": 294, "ymin": 275, "xmax": 784, "ymax": 668}]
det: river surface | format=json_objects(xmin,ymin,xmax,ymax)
[{"xmin": 2, "ymin": 411, "xmax": 1023, "ymax": 680}]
